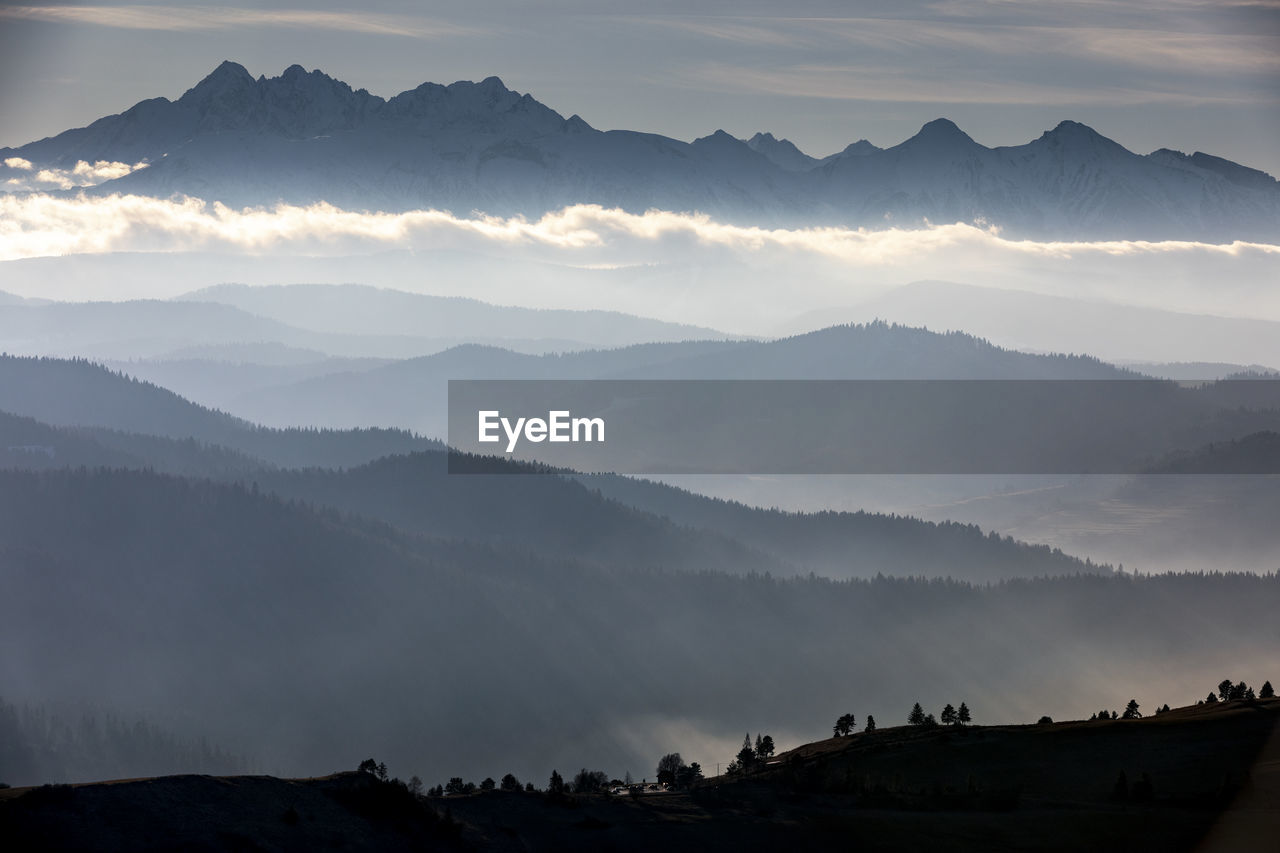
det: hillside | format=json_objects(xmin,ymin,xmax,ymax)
[
  {"xmin": 181, "ymin": 283, "xmax": 732, "ymax": 347},
  {"xmin": 0, "ymin": 285, "xmax": 734, "ymax": 363},
  {"xmin": 0, "ymin": 772, "xmax": 458, "ymax": 853},
  {"xmin": 0, "ymin": 402, "xmax": 1098, "ymax": 582},
  {"xmin": 784, "ymin": 280, "xmax": 1280, "ymax": 370},
  {"xmin": 0, "ymin": 355, "xmax": 436, "ymax": 468},
  {"xmin": 1, "ymin": 466, "xmax": 1276, "ymax": 786},
  {"xmin": 3, "ymin": 700, "xmax": 1275, "ymax": 852},
  {"xmin": 257, "ymin": 451, "xmax": 1089, "ymax": 581},
  {"xmin": 222, "ymin": 322, "xmax": 1138, "ymax": 433}
]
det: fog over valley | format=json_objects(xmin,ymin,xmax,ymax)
[{"xmin": 1, "ymin": 42, "xmax": 1277, "ymax": 851}]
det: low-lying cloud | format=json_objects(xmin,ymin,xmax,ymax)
[
  {"xmin": 1, "ymin": 193, "xmax": 1277, "ymax": 330},
  {"xmin": 3, "ymin": 160, "xmax": 148, "ymax": 191}
]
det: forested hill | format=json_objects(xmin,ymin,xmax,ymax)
[
  {"xmin": 0, "ymin": 466, "xmax": 1275, "ymax": 786},
  {"xmin": 0, "ymin": 355, "xmax": 436, "ymax": 468}
]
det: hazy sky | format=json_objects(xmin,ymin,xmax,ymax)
[{"xmin": 1, "ymin": 1, "xmax": 1278, "ymax": 175}]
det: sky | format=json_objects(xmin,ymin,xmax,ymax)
[{"xmin": 1, "ymin": 0, "xmax": 1278, "ymax": 176}]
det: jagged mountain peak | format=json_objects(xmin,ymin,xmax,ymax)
[
  {"xmin": 839, "ymin": 139, "xmax": 880, "ymax": 156},
  {"xmin": 919, "ymin": 117, "xmax": 970, "ymax": 138},
  {"xmin": 1149, "ymin": 147, "xmax": 1278, "ymax": 190},
  {"xmin": 563, "ymin": 114, "xmax": 594, "ymax": 133},
  {"xmin": 695, "ymin": 129, "xmax": 736, "ymax": 143},
  {"xmin": 384, "ymin": 74, "xmax": 565, "ymax": 131},
  {"xmin": 198, "ymin": 60, "xmax": 253, "ymax": 87},
  {"xmin": 744, "ymin": 131, "xmax": 818, "ymax": 171},
  {"xmin": 895, "ymin": 118, "xmax": 980, "ymax": 152},
  {"xmin": 1039, "ymin": 119, "xmax": 1118, "ymax": 147},
  {"xmin": 180, "ymin": 60, "xmax": 254, "ymax": 102},
  {"xmin": 5, "ymin": 63, "xmax": 1277, "ymax": 241},
  {"xmin": 1049, "ymin": 119, "xmax": 1097, "ymax": 136}
]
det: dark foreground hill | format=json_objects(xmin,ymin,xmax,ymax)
[
  {"xmin": 3, "ymin": 700, "xmax": 1275, "ymax": 852},
  {"xmin": 0, "ymin": 771, "xmax": 461, "ymax": 853}
]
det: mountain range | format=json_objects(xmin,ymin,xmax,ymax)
[{"xmin": 4, "ymin": 61, "xmax": 1277, "ymax": 241}]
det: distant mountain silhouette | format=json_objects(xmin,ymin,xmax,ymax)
[
  {"xmin": 180, "ymin": 283, "xmax": 733, "ymax": 348},
  {"xmin": 3, "ymin": 62, "xmax": 1276, "ymax": 240},
  {"xmin": 779, "ymin": 280, "xmax": 1280, "ymax": 370},
  {"xmin": 1, "ymin": 287, "xmax": 728, "ymax": 362},
  {"xmin": 223, "ymin": 322, "xmax": 1139, "ymax": 432}
]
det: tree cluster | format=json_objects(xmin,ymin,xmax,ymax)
[
  {"xmin": 653, "ymin": 752, "xmax": 703, "ymax": 788},
  {"xmin": 833, "ymin": 712, "xmax": 877, "ymax": 737},
  {"xmin": 726, "ymin": 733, "xmax": 775, "ymax": 775},
  {"xmin": 908, "ymin": 702, "xmax": 970, "ymax": 727},
  {"xmin": 1209, "ymin": 678, "xmax": 1271, "ymax": 703}
]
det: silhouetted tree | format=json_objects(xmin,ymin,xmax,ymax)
[
  {"xmin": 940, "ymin": 704, "xmax": 957, "ymax": 725},
  {"xmin": 1122, "ymin": 699, "xmax": 1141, "ymax": 719},
  {"xmin": 408, "ymin": 775, "xmax": 423, "ymax": 797},
  {"xmin": 480, "ymin": 777, "xmax": 495, "ymax": 792},
  {"xmin": 865, "ymin": 715, "xmax": 876, "ymax": 733},
  {"xmin": 657, "ymin": 753, "xmax": 684, "ymax": 786},
  {"xmin": 734, "ymin": 733, "xmax": 756, "ymax": 773},
  {"xmin": 444, "ymin": 777, "xmax": 466, "ymax": 795},
  {"xmin": 376, "ymin": 761, "xmax": 388, "ymax": 781},
  {"xmin": 1262, "ymin": 681, "xmax": 1275, "ymax": 699},
  {"xmin": 525, "ymin": 782, "xmax": 535, "ymax": 793},
  {"xmin": 358, "ymin": 758, "xmax": 379, "ymax": 776},
  {"xmin": 573, "ymin": 769, "xmax": 608, "ymax": 793},
  {"xmin": 1219, "ymin": 681, "xmax": 1249, "ymax": 700},
  {"xmin": 957, "ymin": 702, "xmax": 971, "ymax": 725},
  {"xmin": 833, "ymin": 713, "xmax": 856, "ymax": 737},
  {"xmin": 923, "ymin": 713, "xmax": 938, "ymax": 726},
  {"xmin": 1038, "ymin": 716, "xmax": 1053, "ymax": 725},
  {"xmin": 908, "ymin": 703, "xmax": 926, "ymax": 726},
  {"xmin": 756, "ymin": 735, "xmax": 775, "ymax": 761},
  {"xmin": 1205, "ymin": 692, "xmax": 1219, "ymax": 704},
  {"xmin": 548, "ymin": 770, "xmax": 566, "ymax": 796},
  {"xmin": 676, "ymin": 762, "xmax": 703, "ymax": 788},
  {"xmin": 500, "ymin": 773, "xmax": 521, "ymax": 792}
]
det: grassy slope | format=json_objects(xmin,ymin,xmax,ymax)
[{"xmin": 3, "ymin": 700, "xmax": 1275, "ymax": 852}]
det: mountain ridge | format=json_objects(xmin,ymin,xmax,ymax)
[{"xmin": 3, "ymin": 62, "xmax": 1277, "ymax": 241}]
